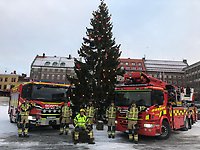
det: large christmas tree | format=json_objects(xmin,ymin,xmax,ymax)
[{"xmin": 70, "ymin": 0, "xmax": 122, "ymax": 118}]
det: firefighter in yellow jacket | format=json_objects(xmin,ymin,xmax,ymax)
[
  {"xmin": 126, "ymin": 102, "xmax": 139, "ymax": 143},
  {"xmin": 85, "ymin": 101, "xmax": 95, "ymax": 127},
  {"xmin": 73, "ymin": 109, "xmax": 95, "ymax": 144},
  {"xmin": 106, "ymin": 102, "xmax": 117, "ymax": 138},
  {"xmin": 59, "ymin": 101, "xmax": 72, "ymax": 135},
  {"xmin": 18, "ymin": 100, "xmax": 34, "ymax": 137}
]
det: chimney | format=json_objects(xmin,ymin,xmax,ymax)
[
  {"xmin": 68, "ymin": 54, "xmax": 72, "ymax": 59},
  {"xmin": 183, "ymin": 59, "xmax": 187, "ymax": 64},
  {"xmin": 43, "ymin": 53, "xmax": 45, "ymax": 57},
  {"xmin": 13, "ymin": 70, "xmax": 16, "ymax": 74}
]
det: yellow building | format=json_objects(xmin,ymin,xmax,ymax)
[{"xmin": 0, "ymin": 74, "xmax": 19, "ymax": 91}]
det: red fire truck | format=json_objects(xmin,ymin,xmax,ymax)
[
  {"xmin": 115, "ymin": 72, "xmax": 198, "ymax": 139},
  {"xmin": 8, "ymin": 82, "xmax": 71, "ymax": 129}
]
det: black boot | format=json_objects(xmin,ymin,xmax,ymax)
[
  {"xmin": 18, "ymin": 134, "xmax": 23, "ymax": 137},
  {"xmin": 74, "ymin": 140, "xmax": 78, "ymax": 145},
  {"xmin": 88, "ymin": 139, "xmax": 95, "ymax": 144},
  {"xmin": 24, "ymin": 134, "xmax": 29, "ymax": 138}
]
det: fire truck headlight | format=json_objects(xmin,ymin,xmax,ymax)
[
  {"xmin": 115, "ymin": 120, "xmax": 118, "ymax": 124},
  {"xmin": 48, "ymin": 109, "xmax": 51, "ymax": 113},
  {"xmin": 53, "ymin": 110, "xmax": 57, "ymax": 113},
  {"xmin": 144, "ymin": 123, "xmax": 155, "ymax": 128},
  {"xmin": 28, "ymin": 116, "xmax": 36, "ymax": 121},
  {"xmin": 43, "ymin": 109, "xmax": 46, "ymax": 113},
  {"xmin": 58, "ymin": 110, "xmax": 61, "ymax": 113}
]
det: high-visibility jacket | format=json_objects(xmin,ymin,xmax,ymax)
[
  {"xmin": 19, "ymin": 103, "xmax": 32, "ymax": 116},
  {"xmin": 74, "ymin": 114, "xmax": 88, "ymax": 128},
  {"xmin": 61, "ymin": 106, "xmax": 72, "ymax": 118},
  {"xmin": 86, "ymin": 106, "xmax": 95, "ymax": 118},
  {"xmin": 106, "ymin": 106, "xmax": 117, "ymax": 119},
  {"xmin": 126, "ymin": 106, "xmax": 138, "ymax": 121}
]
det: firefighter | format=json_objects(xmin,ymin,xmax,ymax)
[
  {"xmin": 17, "ymin": 100, "xmax": 34, "ymax": 137},
  {"xmin": 106, "ymin": 102, "xmax": 117, "ymax": 138},
  {"xmin": 59, "ymin": 101, "xmax": 72, "ymax": 135},
  {"xmin": 85, "ymin": 101, "xmax": 95, "ymax": 128},
  {"xmin": 126, "ymin": 102, "xmax": 139, "ymax": 143},
  {"xmin": 73, "ymin": 109, "xmax": 95, "ymax": 144}
]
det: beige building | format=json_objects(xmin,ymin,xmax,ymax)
[{"xmin": 0, "ymin": 74, "xmax": 19, "ymax": 91}]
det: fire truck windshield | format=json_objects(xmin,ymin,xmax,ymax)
[
  {"xmin": 115, "ymin": 90, "xmax": 164, "ymax": 107},
  {"xmin": 22, "ymin": 84, "xmax": 69, "ymax": 102}
]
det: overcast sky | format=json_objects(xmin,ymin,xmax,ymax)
[{"xmin": 1, "ymin": 0, "xmax": 200, "ymax": 75}]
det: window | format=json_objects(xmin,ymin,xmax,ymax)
[
  {"xmin": 138, "ymin": 62, "xmax": 142, "ymax": 66},
  {"xmin": 45, "ymin": 62, "xmax": 50, "ymax": 66},
  {"xmin": 62, "ymin": 75, "xmax": 66, "ymax": 80},
  {"xmin": 11, "ymin": 78, "xmax": 16, "ymax": 82},
  {"xmin": 52, "ymin": 62, "xmax": 58, "ymax": 66},
  {"xmin": 138, "ymin": 67, "xmax": 142, "ymax": 70},
  {"xmin": 57, "ymin": 75, "xmax": 60, "ymax": 80},
  {"xmin": 52, "ymin": 75, "xmax": 55, "ymax": 80},
  {"xmin": 60, "ymin": 62, "xmax": 66, "ymax": 67},
  {"xmin": 4, "ymin": 85, "xmax": 7, "ymax": 90},
  {"xmin": 0, "ymin": 85, "xmax": 1, "ymax": 89},
  {"xmin": 46, "ymin": 75, "xmax": 49, "ymax": 79},
  {"xmin": 5, "ymin": 78, "xmax": 8, "ymax": 82},
  {"xmin": 11, "ymin": 85, "xmax": 15, "ymax": 89},
  {"xmin": 125, "ymin": 62, "xmax": 129, "ymax": 66},
  {"xmin": 41, "ymin": 74, "xmax": 44, "ymax": 79},
  {"xmin": 0, "ymin": 78, "xmax": 3, "ymax": 82},
  {"xmin": 132, "ymin": 62, "xmax": 136, "ymax": 66}
]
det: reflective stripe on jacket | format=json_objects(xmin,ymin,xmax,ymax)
[
  {"xmin": 126, "ymin": 106, "xmax": 138, "ymax": 121},
  {"xmin": 86, "ymin": 106, "xmax": 95, "ymax": 118},
  {"xmin": 74, "ymin": 114, "xmax": 88, "ymax": 128},
  {"xmin": 62, "ymin": 106, "xmax": 72, "ymax": 118},
  {"xmin": 106, "ymin": 106, "xmax": 116, "ymax": 119},
  {"xmin": 20, "ymin": 103, "xmax": 31, "ymax": 116}
]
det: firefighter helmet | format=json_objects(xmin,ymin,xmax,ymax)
[{"xmin": 80, "ymin": 109, "xmax": 85, "ymax": 112}]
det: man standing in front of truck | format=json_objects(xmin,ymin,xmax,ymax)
[
  {"xmin": 126, "ymin": 102, "xmax": 139, "ymax": 143},
  {"xmin": 17, "ymin": 100, "xmax": 34, "ymax": 137},
  {"xmin": 59, "ymin": 101, "xmax": 72, "ymax": 135}
]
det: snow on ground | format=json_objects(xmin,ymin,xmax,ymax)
[{"xmin": 0, "ymin": 105, "xmax": 17, "ymax": 137}]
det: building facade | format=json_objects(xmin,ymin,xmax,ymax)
[
  {"xmin": 118, "ymin": 58, "xmax": 146, "ymax": 72},
  {"xmin": 184, "ymin": 61, "xmax": 200, "ymax": 100},
  {"xmin": 0, "ymin": 74, "xmax": 19, "ymax": 91},
  {"xmin": 144, "ymin": 59, "xmax": 188, "ymax": 87},
  {"xmin": 30, "ymin": 54, "xmax": 77, "ymax": 84},
  {"xmin": 118, "ymin": 58, "xmax": 188, "ymax": 87}
]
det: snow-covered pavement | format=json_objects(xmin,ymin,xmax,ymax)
[{"xmin": 1, "ymin": 103, "xmax": 200, "ymax": 150}]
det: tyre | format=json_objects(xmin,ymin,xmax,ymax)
[
  {"xmin": 158, "ymin": 121, "xmax": 171, "ymax": 140},
  {"xmin": 188, "ymin": 118, "xmax": 192, "ymax": 129},
  {"xmin": 9, "ymin": 111, "xmax": 14, "ymax": 123},
  {"xmin": 182, "ymin": 117, "xmax": 189, "ymax": 131},
  {"xmin": 52, "ymin": 125, "xmax": 60, "ymax": 130}
]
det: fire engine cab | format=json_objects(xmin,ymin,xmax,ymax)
[{"xmin": 115, "ymin": 72, "xmax": 197, "ymax": 139}]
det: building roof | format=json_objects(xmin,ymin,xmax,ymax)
[
  {"xmin": 184, "ymin": 60, "xmax": 200, "ymax": 71},
  {"xmin": 32, "ymin": 55, "xmax": 77, "ymax": 68},
  {"xmin": 144, "ymin": 59, "xmax": 188, "ymax": 73}
]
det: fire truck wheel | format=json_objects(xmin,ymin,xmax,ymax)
[
  {"xmin": 182, "ymin": 117, "xmax": 189, "ymax": 131},
  {"xmin": 158, "ymin": 121, "xmax": 171, "ymax": 140},
  {"xmin": 188, "ymin": 118, "xmax": 192, "ymax": 129},
  {"xmin": 9, "ymin": 111, "xmax": 14, "ymax": 123},
  {"xmin": 52, "ymin": 125, "xmax": 60, "ymax": 130}
]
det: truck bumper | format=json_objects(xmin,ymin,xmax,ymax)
[
  {"xmin": 29, "ymin": 117, "xmax": 60, "ymax": 126},
  {"xmin": 138, "ymin": 123, "xmax": 161, "ymax": 136}
]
